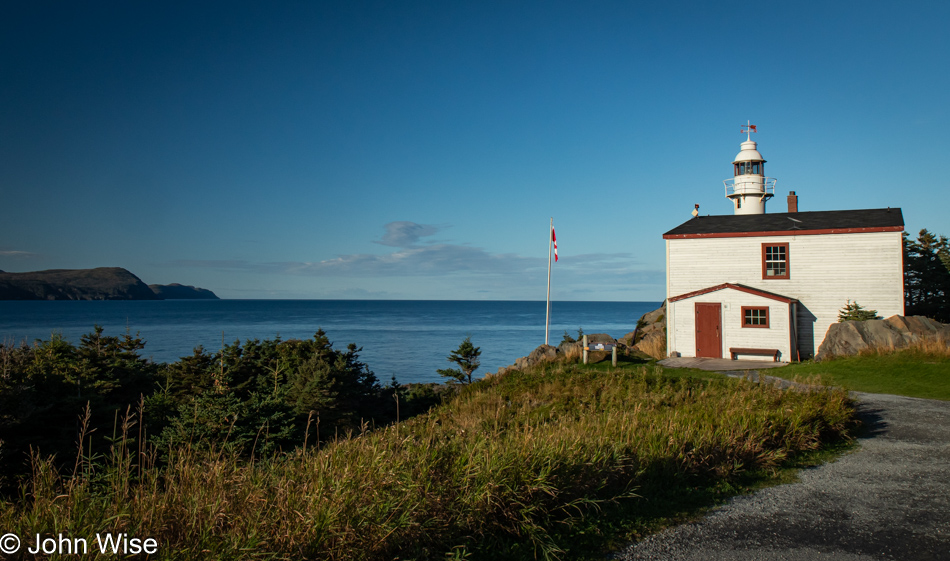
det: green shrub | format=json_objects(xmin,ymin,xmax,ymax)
[
  {"xmin": 838, "ymin": 300, "xmax": 880, "ymax": 322},
  {"xmin": 0, "ymin": 327, "xmax": 444, "ymax": 489}
]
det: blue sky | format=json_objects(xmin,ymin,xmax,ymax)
[{"xmin": 1, "ymin": 1, "xmax": 947, "ymax": 300}]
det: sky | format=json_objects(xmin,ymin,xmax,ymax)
[{"xmin": 1, "ymin": 1, "xmax": 948, "ymax": 301}]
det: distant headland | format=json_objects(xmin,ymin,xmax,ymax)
[
  {"xmin": 0, "ymin": 267, "xmax": 219, "ymax": 300},
  {"xmin": 148, "ymin": 282, "xmax": 219, "ymax": 300}
]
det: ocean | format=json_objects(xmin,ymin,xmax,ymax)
[{"xmin": 0, "ymin": 300, "xmax": 660, "ymax": 384}]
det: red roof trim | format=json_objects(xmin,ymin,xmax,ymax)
[
  {"xmin": 668, "ymin": 283, "xmax": 796, "ymax": 304},
  {"xmin": 663, "ymin": 225, "xmax": 904, "ymax": 240}
]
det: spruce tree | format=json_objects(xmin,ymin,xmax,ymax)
[
  {"xmin": 904, "ymin": 229, "xmax": 950, "ymax": 322},
  {"xmin": 838, "ymin": 300, "xmax": 880, "ymax": 322},
  {"xmin": 438, "ymin": 336, "xmax": 481, "ymax": 384}
]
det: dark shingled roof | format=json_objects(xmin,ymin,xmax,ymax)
[{"xmin": 663, "ymin": 208, "xmax": 904, "ymax": 238}]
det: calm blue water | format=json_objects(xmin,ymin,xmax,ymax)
[{"xmin": 0, "ymin": 300, "xmax": 659, "ymax": 384}]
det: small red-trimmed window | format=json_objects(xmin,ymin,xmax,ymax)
[
  {"xmin": 762, "ymin": 243, "xmax": 789, "ymax": 279},
  {"xmin": 741, "ymin": 306, "xmax": 770, "ymax": 328}
]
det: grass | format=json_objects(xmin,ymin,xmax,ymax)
[
  {"xmin": 782, "ymin": 343, "xmax": 950, "ymax": 401},
  {"xmin": 581, "ymin": 354, "xmax": 727, "ymax": 383},
  {"xmin": 0, "ymin": 361, "xmax": 856, "ymax": 560}
]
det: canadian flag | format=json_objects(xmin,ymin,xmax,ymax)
[{"xmin": 552, "ymin": 227, "xmax": 558, "ymax": 262}]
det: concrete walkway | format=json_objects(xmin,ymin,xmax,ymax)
[
  {"xmin": 611, "ymin": 391, "xmax": 950, "ymax": 560},
  {"xmin": 658, "ymin": 357, "xmax": 789, "ymax": 371}
]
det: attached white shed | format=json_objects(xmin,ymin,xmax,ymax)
[{"xmin": 668, "ymin": 283, "xmax": 797, "ymax": 361}]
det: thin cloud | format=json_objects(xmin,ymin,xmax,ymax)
[
  {"xmin": 173, "ymin": 249, "xmax": 651, "ymax": 280},
  {"xmin": 374, "ymin": 221, "xmax": 442, "ymax": 248},
  {"xmin": 0, "ymin": 250, "xmax": 38, "ymax": 258},
  {"xmin": 239, "ymin": 245, "xmax": 541, "ymax": 277},
  {"xmin": 170, "ymin": 224, "xmax": 655, "ymax": 284},
  {"xmin": 170, "ymin": 259, "xmax": 254, "ymax": 271},
  {"xmin": 564, "ymin": 252, "xmax": 635, "ymax": 265},
  {"xmin": 173, "ymin": 247, "xmax": 542, "ymax": 278}
]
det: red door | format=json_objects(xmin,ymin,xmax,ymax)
[{"xmin": 695, "ymin": 303, "xmax": 722, "ymax": 358}]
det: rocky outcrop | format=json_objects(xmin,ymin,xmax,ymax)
[
  {"xmin": 557, "ymin": 340, "xmax": 581, "ymax": 356},
  {"xmin": 632, "ymin": 303, "xmax": 667, "ymax": 359},
  {"xmin": 149, "ymin": 283, "xmax": 219, "ymax": 300},
  {"xmin": 0, "ymin": 268, "xmax": 160, "ymax": 300},
  {"xmin": 516, "ymin": 344, "xmax": 558, "ymax": 369},
  {"xmin": 816, "ymin": 315, "xmax": 950, "ymax": 360},
  {"xmin": 493, "ymin": 344, "xmax": 562, "ymax": 376},
  {"xmin": 491, "ymin": 308, "xmax": 670, "ymax": 376},
  {"xmin": 495, "ymin": 333, "xmax": 628, "ymax": 376}
]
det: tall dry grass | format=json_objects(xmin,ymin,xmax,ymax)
[
  {"xmin": 561, "ymin": 343, "xmax": 582, "ymax": 362},
  {"xmin": 0, "ymin": 363, "xmax": 853, "ymax": 560},
  {"xmin": 914, "ymin": 334, "xmax": 950, "ymax": 355},
  {"xmin": 854, "ymin": 333, "xmax": 950, "ymax": 358}
]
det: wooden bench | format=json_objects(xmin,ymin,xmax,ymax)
[{"xmin": 729, "ymin": 347, "xmax": 780, "ymax": 361}]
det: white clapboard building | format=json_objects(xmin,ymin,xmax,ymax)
[{"xmin": 664, "ymin": 127, "xmax": 904, "ymax": 361}]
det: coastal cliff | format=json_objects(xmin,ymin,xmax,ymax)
[
  {"xmin": 0, "ymin": 268, "xmax": 218, "ymax": 300},
  {"xmin": 149, "ymin": 283, "xmax": 219, "ymax": 300}
]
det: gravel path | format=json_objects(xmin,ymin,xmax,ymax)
[{"xmin": 611, "ymin": 392, "xmax": 950, "ymax": 561}]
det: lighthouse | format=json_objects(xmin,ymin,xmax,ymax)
[{"xmin": 723, "ymin": 123, "xmax": 776, "ymax": 215}]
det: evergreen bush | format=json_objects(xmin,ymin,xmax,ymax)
[{"xmin": 838, "ymin": 300, "xmax": 880, "ymax": 322}]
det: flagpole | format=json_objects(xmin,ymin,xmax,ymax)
[{"xmin": 545, "ymin": 217, "xmax": 552, "ymax": 346}]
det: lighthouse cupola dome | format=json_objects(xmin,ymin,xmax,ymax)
[{"xmin": 734, "ymin": 140, "xmax": 764, "ymax": 163}]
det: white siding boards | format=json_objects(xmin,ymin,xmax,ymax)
[
  {"xmin": 668, "ymin": 286, "xmax": 796, "ymax": 361},
  {"xmin": 663, "ymin": 209, "xmax": 904, "ymax": 361}
]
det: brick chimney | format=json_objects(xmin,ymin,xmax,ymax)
[{"xmin": 787, "ymin": 191, "xmax": 798, "ymax": 213}]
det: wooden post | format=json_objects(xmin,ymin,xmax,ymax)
[
  {"xmin": 612, "ymin": 345, "xmax": 617, "ymax": 367},
  {"xmin": 582, "ymin": 334, "xmax": 588, "ymax": 365}
]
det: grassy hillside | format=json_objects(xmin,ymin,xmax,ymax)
[{"xmin": 0, "ymin": 359, "xmax": 855, "ymax": 560}]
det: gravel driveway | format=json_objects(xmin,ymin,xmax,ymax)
[{"xmin": 611, "ymin": 392, "xmax": 950, "ymax": 560}]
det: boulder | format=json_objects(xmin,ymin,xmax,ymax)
[
  {"xmin": 527, "ymin": 344, "xmax": 558, "ymax": 364},
  {"xmin": 586, "ymin": 333, "xmax": 617, "ymax": 345},
  {"xmin": 507, "ymin": 344, "xmax": 562, "ymax": 372},
  {"xmin": 632, "ymin": 302, "xmax": 667, "ymax": 359},
  {"xmin": 587, "ymin": 350, "xmax": 610, "ymax": 363},
  {"xmin": 884, "ymin": 315, "xmax": 947, "ymax": 337},
  {"xmin": 557, "ymin": 341, "xmax": 581, "ymax": 355},
  {"xmin": 816, "ymin": 315, "xmax": 950, "ymax": 360},
  {"xmin": 636, "ymin": 306, "xmax": 666, "ymax": 336}
]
